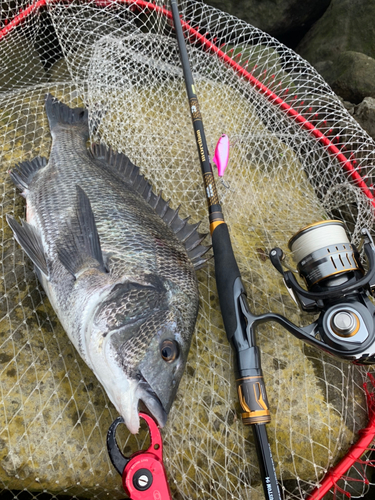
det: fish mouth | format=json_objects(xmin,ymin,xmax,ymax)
[{"xmin": 136, "ymin": 376, "xmax": 168, "ymax": 429}]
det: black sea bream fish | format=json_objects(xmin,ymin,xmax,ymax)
[{"xmin": 7, "ymin": 94, "xmax": 208, "ymax": 433}]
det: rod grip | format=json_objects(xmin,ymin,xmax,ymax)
[
  {"xmin": 212, "ymin": 224, "xmax": 271, "ymax": 425},
  {"xmin": 211, "ymin": 223, "xmax": 241, "ymax": 337}
]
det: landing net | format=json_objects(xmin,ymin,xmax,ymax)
[{"xmin": 1, "ymin": 1, "xmax": 375, "ymax": 499}]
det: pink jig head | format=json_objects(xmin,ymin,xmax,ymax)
[{"xmin": 212, "ymin": 134, "xmax": 230, "ymax": 177}]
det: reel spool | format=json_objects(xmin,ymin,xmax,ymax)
[
  {"xmin": 239, "ymin": 220, "xmax": 375, "ymax": 364},
  {"xmin": 288, "ymin": 220, "xmax": 362, "ymax": 291}
]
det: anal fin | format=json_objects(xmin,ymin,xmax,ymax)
[
  {"xmin": 9, "ymin": 156, "xmax": 48, "ymax": 191},
  {"xmin": 6, "ymin": 215, "xmax": 49, "ymax": 277}
]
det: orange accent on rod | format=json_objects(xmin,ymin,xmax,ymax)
[
  {"xmin": 210, "ymin": 220, "xmax": 225, "ymax": 234},
  {"xmin": 254, "ymin": 382, "xmax": 269, "ymax": 411}
]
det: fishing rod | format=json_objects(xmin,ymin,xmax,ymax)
[
  {"xmin": 169, "ymin": 1, "xmax": 281, "ymax": 498},
  {"xmin": 169, "ymin": 1, "xmax": 375, "ymax": 493}
]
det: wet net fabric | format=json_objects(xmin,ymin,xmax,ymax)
[{"xmin": 1, "ymin": 1, "xmax": 375, "ymax": 499}]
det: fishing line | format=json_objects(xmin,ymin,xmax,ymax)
[{"xmin": 289, "ymin": 221, "xmax": 351, "ymax": 264}]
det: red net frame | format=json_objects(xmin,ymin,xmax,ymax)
[{"xmin": 1, "ymin": 1, "xmax": 375, "ymax": 499}]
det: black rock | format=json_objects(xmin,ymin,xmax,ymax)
[{"xmin": 202, "ymin": 0, "xmax": 331, "ymax": 45}]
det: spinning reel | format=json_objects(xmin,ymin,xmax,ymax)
[{"xmin": 263, "ymin": 220, "xmax": 375, "ymax": 364}]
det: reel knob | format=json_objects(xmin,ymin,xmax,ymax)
[
  {"xmin": 322, "ymin": 304, "xmax": 370, "ymax": 351},
  {"xmin": 331, "ymin": 311, "xmax": 359, "ymax": 337}
]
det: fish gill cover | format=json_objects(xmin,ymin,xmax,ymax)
[{"xmin": 0, "ymin": 1, "xmax": 375, "ymax": 499}]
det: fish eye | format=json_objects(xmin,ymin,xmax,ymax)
[{"xmin": 160, "ymin": 339, "xmax": 179, "ymax": 363}]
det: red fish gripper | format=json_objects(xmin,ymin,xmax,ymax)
[{"xmin": 107, "ymin": 412, "xmax": 172, "ymax": 500}]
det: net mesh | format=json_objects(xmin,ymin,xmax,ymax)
[{"xmin": 1, "ymin": 1, "xmax": 375, "ymax": 499}]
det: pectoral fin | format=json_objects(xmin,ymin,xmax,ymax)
[{"xmin": 57, "ymin": 185, "xmax": 106, "ymax": 279}]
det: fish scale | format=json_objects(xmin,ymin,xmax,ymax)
[
  {"xmin": 6, "ymin": 93, "xmax": 209, "ymax": 434},
  {"xmin": 38, "ymin": 130, "xmax": 182, "ymax": 282}
]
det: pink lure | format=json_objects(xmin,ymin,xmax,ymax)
[{"xmin": 212, "ymin": 134, "xmax": 229, "ymax": 177}]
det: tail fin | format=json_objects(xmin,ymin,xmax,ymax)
[{"xmin": 45, "ymin": 94, "xmax": 89, "ymax": 138}]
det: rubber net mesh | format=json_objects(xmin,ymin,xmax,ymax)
[{"xmin": 1, "ymin": 1, "xmax": 375, "ymax": 499}]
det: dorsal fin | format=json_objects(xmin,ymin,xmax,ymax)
[{"xmin": 90, "ymin": 143, "xmax": 211, "ymax": 269}]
